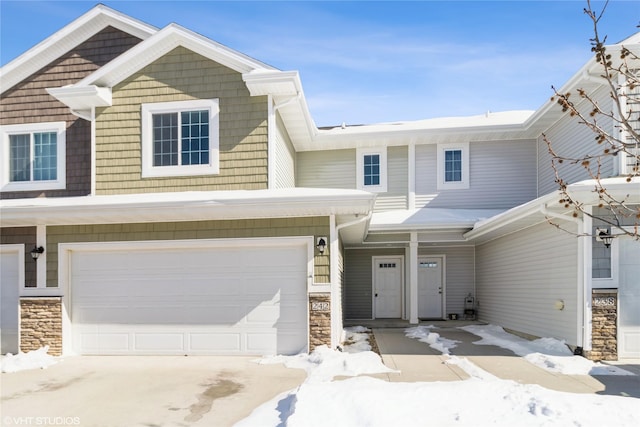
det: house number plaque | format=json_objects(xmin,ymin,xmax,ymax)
[
  {"xmin": 592, "ymin": 296, "xmax": 616, "ymax": 307},
  {"xmin": 311, "ymin": 302, "xmax": 330, "ymax": 311}
]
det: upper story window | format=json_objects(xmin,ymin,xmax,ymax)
[
  {"xmin": 141, "ymin": 99, "xmax": 219, "ymax": 178},
  {"xmin": 364, "ymin": 154, "xmax": 380, "ymax": 186},
  {"xmin": 357, "ymin": 147, "xmax": 387, "ymax": 192},
  {"xmin": 1, "ymin": 122, "xmax": 66, "ymax": 192},
  {"xmin": 437, "ymin": 142, "xmax": 469, "ymax": 190}
]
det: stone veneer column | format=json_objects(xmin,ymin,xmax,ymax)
[
  {"xmin": 587, "ymin": 289, "xmax": 618, "ymax": 361},
  {"xmin": 20, "ymin": 297, "xmax": 63, "ymax": 356},
  {"xmin": 309, "ymin": 293, "xmax": 331, "ymax": 352}
]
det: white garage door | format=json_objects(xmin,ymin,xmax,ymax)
[
  {"xmin": 619, "ymin": 237, "xmax": 640, "ymax": 359},
  {"xmin": 70, "ymin": 240, "xmax": 309, "ymax": 356},
  {"xmin": 1, "ymin": 246, "xmax": 21, "ymax": 354}
]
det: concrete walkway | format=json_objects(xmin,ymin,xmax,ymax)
[{"xmin": 373, "ymin": 327, "xmax": 640, "ymax": 398}]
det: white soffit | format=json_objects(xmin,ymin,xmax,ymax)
[
  {"xmin": 0, "ymin": 188, "xmax": 376, "ymax": 227},
  {"xmin": 0, "ymin": 4, "xmax": 157, "ymax": 94}
]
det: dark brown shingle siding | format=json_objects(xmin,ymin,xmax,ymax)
[{"xmin": 1, "ymin": 27, "xmax": 142, "ymax": 199}]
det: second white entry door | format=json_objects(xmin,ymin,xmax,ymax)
[{"xmin": 418, "ymin": 257, "xmax": 443, "ymax": 319}]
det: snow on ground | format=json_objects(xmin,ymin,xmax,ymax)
[
  {"xmin": 256, "ymin": 344, "xmax": 396, "ymax": 383},
  {"xmin": 405, "ymin": 325, "xmax": 459, "ymax": 354},
  {"xmin": 342, "ymin": 326, "xmax": 372, "ymax": 353},
  {"xmin": 1, "ymin": 346, "xmax": 58, "ymax": 373},
  {"xmin": 460, "ymin": 324, "xmax": 634, "ymax": 376},
  {"xmin": 237, "ymin": 326, "xmax": 639, "ymax": 427}
]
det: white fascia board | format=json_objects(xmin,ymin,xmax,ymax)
[
  {"xmin": 300, "ymin": 111, "xmax": 534, "ymax": 151},
  {"xmin": 0, "ymin": 189, "xmax": 376, "ymax": 227},
  {"xmin": 521, "ymin": 35, "xmax": 640, "ymax": 133},
  {"xmin": 0, "ymin": 4, "xmax": 157, "ymax": 94},
  {"xmin": 369, "ymin": 208, "xmax": 505, "ymax": 232},
  {"xmin": 79, "ymin": 24, "xmax": 277, "ymax": 89},
  {"xmin": 464, "ymin": 177, "xmax": 640, "ymax": 242}
]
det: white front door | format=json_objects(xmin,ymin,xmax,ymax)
[
  {"xmin": 418, "ymin": 257, "xmax": 443, "ymax": 319},
  {"xmin": 374, "ymin": 257, "xmax": 403, "ymax": 318},
  {"xmin": 619, "ymin": 237, "xmax": 640, "ymax": 359},
  {"xmin": 1, "ymin": 246, "xmax": 21, "ymax": 354}
]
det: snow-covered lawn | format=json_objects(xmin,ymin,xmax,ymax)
[{"xmin": 236, "ymin": 325, "xmax": 639, "ymax": 427}]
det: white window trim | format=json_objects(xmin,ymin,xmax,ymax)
[
  {"xmin": 0, "ymin": 121, "xmax": 66, "ymax": 192},
  {"xmin": 437, "ymin": 142, "xmax": 469, "ymax": 190},
  {"xmin": 356, "ymin": 147, "xmax": 387, "ymax": 193},
  {"xmin": 141, "ymin": 99, "xmax": 220, "ymax": 178}
]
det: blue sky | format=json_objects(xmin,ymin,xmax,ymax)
[{"xmin": 1, "ymin": 1, "xmax": 639, "ymax": 126}]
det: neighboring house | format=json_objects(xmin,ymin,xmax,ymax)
[{"xmin": 1, "ymin": 5, "xmax": 638, "ymax": 360}]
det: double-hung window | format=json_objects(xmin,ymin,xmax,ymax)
[
  {"xmin": 357, "ymin": 147, "xmax": 387, "ymax": 192},
  {"xmin": 437, "ymin": 142, "xmax": 469, "ymax": 189},
  {"xmin": 1, "ymin": 122, "xmax": 66, "ymax": 192},
  {"xmin": 141, "ymin": 99, "xmax": 219, "ymax": 178}
]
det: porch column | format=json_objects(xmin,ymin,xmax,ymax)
[{"xmin": 408, "ymin": 232, "xmax": 419, "ymax": 324}]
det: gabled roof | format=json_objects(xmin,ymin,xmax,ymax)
[
  {"xmin": 76, "ymin": 23, "xmax": 278, "ymax": 88},
  {"xmin": 0, "ymin": 4, "xmax": 158, "ymax": 94}
]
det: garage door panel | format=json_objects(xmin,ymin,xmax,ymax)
[
  {"xmin": 1, "ymin": 250, "xmax": 20, "ymax": 354},
  {"xmin": 71, "ymin": 241, "xmax": 308, "ymax": 355},
  {"xmin": 619, "ymin": 238, "xmax": 640, "ymax": 359},
  {"xmin": 190, "ymin": 333, "xmax": 241, "ymax": 352}
]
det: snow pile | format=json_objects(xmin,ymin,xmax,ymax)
[
  {"xmin": 1, "ymin": 346, "xmax": 58, "ymax": 373},
  {"xmin": 257, "ymin": 344, "xmax": 395, "ymax": 383},
  {"xmin": 405, "ymin": 325, "xmax": 459, "ymax": 354},
  {"xmin": 461, "ymin": 324, "xmax": 634, "ymax": 376},
  {"xmin": 342, "ymin": 326, "xmax": 372, "ymax": 353},
  {"xmin": 237, "ymin": 375, "xmax": 639, "ymax": 427},
  {"xmin": 238, "ymin": 326, "xmax": 640, "ymax": 427}
]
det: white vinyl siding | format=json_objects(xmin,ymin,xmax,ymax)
[
  {"xmin": 273, "ymin": 114, "xmax": 296, "ymax": 188},
  {"xmin": 375, "ymin": 146, "xmax": 408, "ymax": 212},
  {"xmin": 416, "ymin": 140, "xmax": 536, "ymax": 209},
  {"xmin": 537, "ymin": 86, "xmax": 614, "ymax": 196},
  {"xmin": 475, "ymin": 220, "xmax": 580, "ymax": 345},
  {"xmin": 296, "ymin": 149, "xmax": 356, "ymax": 189}
]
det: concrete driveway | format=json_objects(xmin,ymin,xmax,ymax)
[{"xmin": 1, "ymin": 355, "xmax": 306, "ymax": 427}]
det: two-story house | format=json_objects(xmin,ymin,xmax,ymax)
[{"xmin": 1, "ymin": 5, "xmax": 638, "ymax": 360}]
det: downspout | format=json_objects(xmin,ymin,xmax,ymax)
[
  {"xmin": 540, "ymin": 204, "xmax": 587, "ymax": 350},
  {"xmin": 331, "ymin": 210, "xmax": 373, "ymax": 348},
  {"xmin": 90, "ymin": 106, "xmax": 96, "ymax": 196}
]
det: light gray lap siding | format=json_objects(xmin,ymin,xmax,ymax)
[
  {"xmin": 475, "ymin": 220, "xmax": 580, "ymax": 345},
  {"xmin": 416, "ymin": 139, "xmax": 537, "ymax": 209}
]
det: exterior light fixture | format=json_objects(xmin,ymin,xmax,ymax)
[
  {"xmin": 596, "ymin": 228, "xmax": 615, "ymax": 249},
  {"xmin": 30, "ymin": 246, "xmax": 45, "ymax": 261},
  {"xmin": 316, "ymin": 237, "xmax": 327, "ymax": 255}
]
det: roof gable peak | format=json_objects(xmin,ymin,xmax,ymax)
[
  {"xmin": 0, "ymin": 4, "xmax": 157, "ymax": 94},
  {"xmin": 77, "ymin": 22, "xmax": 278, "ymax": 88}
]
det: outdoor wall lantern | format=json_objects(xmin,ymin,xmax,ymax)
[
  {"xmin": 316, "ymin": 237, "xmax": 327, "ymax": 255},
  {"xmin": 595, "ymin": 228, "xmax": 615, "ymax": 249},
  {"xmin": 30, "ymin": 246, "xmax": 45, "ymax": 261}
]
